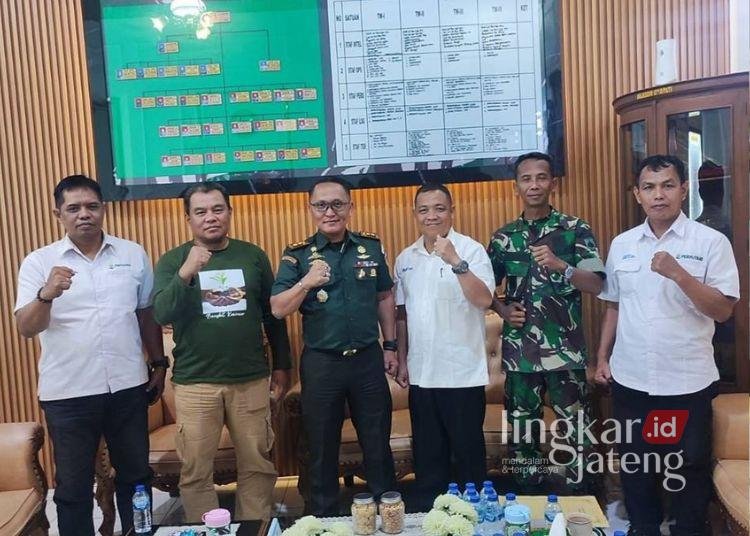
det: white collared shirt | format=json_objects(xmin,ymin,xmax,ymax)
[
  {"xmin": 14, "ymin": 234, "xmax": 153, "ymax": 401},
  {"xmin": 394, "ymin": 229, "xmax": 495, "ymax": 388},
  {"xmin": 599, "ymin": 213, "xmax": 739, "ymax": 395}
]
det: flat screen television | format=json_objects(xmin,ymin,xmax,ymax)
[{"xmin": 82, "ymin": 0, "xmax": 563, "ymax": 200}]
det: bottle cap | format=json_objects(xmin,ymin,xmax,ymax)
[
  {"xmin": 483, "ymin": 480, "xmax": 493, "ymax": 487},
  {"xmin": 448, "ymin": 482, "xmax": 459, "ymax": 489},
  {"xmin": 135, "ymin": 484, "xmax": 146, "ymax": 492},
  {"xmin": 353, "ymin": 493, "xmax": 374, "ymax": 504},
  {"xmin": 465, "ymin": 482, "xmax": 476, "ymax": 489},
  {"xmin": 548, "ymin": 494, "xmax": 558, "ymax": 502},
  {"xmin": 506, "ymin": 492, "xmax": 516, "ymax": 500}
]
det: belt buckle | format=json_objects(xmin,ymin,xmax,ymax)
[{"xmin": 342, "ymin": 349, "xmax": 358, "ymax": 357}]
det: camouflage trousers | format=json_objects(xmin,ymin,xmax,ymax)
[{"xmin": 504, "ymin": 369, "xmax": 593, "ymax": 489}]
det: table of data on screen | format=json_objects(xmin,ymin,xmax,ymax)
[{"xmin": 328, "ymin": 0, "xmax": 543, "ymax": 167}]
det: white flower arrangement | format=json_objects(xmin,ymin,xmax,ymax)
[
  {"xmin": 421, "ymin": 494, "xmax": 478, "ymax": 536},
  {"xmin": 282, "ymin": 516, "xmax": 353, "ymax": 536}
]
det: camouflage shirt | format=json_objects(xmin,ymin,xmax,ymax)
[{"xmin": 487, "ymin": 208, "xmax": 605, "ymax": 372}]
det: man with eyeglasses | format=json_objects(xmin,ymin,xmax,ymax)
[{"xmin": 271, "ymin": 177, "xmax": 398, "ymax": 516}]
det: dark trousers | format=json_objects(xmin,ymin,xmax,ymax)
[
  {"xmin": 612, "ymin": 381, "xmax": 716, "ymax": 536},
  {"xmin": 409, "ymin": 385, "xmax": 486, "ymax": 510},
  {"xmin": 41, "ymin": 383, "xmax": 152, "ymax": 536},
  {"xmin": 301, "ymin": 344, "xmax": 397, "ymax": 516}
]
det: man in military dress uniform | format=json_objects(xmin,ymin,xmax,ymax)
[
  {"xmin": 487, "ymin": 152, "xmax": 605, "ymax": 492},
  {"xmin": 271, "ymin": 177, "xmax": 398, "ymax": 515}
]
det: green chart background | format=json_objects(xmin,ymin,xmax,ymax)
[{"xmin": 102, "ymin": 0, "xmax": 328, "ymax": 184}]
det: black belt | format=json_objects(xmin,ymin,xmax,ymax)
[{"xmin": 309, "ymin": 342, "xmax": 377, "ymax": 358}]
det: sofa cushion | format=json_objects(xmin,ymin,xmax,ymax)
[
  {"xmin": 0, "ymin": 488, "xmax": 43, "ymax": 535},
  {"xmin": 713, "ymin": 459, "xmax": 749, "ymax": 531}
]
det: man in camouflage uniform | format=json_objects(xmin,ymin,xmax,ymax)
[
  {"xmin": 487, "ymin": 152, "xmax": 605, "ymax": 492},
  {"xmin": 270, "ymin": 177, "xmax": 397, "ymax": 515}
]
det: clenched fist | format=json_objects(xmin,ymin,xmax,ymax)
[
  {"xmin": 39, "ymin": 266, "xmax": 75, "ymax": 301},
  {"xmin": 433, "ymin": 235, "xmax": 460, "ymax": 266},
  {"xmin": 178, "ymin": 246, "xmax": 212, "ymax": 282},
  {"xmin": 499, "ymin": 301, "xmax": 526, "ymax": 328},
  {"xmin": 651, "ymin": 251, "xmax": 685, "ymax": 281},
  {"xmin": 301, "ymin": 259, "xmax": 331, "ymax": 289},
  {"xmin": 529, "ymin": 245, "xmax": 567, "ymax": 273}
]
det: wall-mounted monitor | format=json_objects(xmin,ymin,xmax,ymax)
[{"xmin": 82, "ymin": 0, "xmax": 563, "ymax": 200}]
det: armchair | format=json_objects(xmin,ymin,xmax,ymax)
[
  {"xmin": 0, "ymin": 422, "xmax": 48, "ymax": 536},
  {"xmin": 712, "ymin": 393, "xmax": 749, "ymax": 534}
]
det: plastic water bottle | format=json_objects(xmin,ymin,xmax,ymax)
[
  {"xmin": 132, "ymin": 484, "xmax": 152, "ymax": 534},
  {"xmin": 463, "ymin": 482, "xmax": 477, "ymax": 501},
  {"xmin": 466, "ymin": 489, "xmax": 485, "ymax": 533},
  {"xmin": 479, "ymin": 480, "xmax": 494, "ymax": 501},
  {"xmin": 447, "ymin": 482, "xmax": 462, "ymax": 496},
  {"xmin": 543, "ymin": 495, "xmax": 561, "ymax": 528},
  {"xmin": 504, "ymin": 492, "xmax": 517, "ymax": 508},
  {"xmin": 483, "ymin": 490, "xmax": 502, "ymax": 534}
]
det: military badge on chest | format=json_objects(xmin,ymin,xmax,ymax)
[{"xmin": 354, "ymin": 260, "xmax": 378, "ymax": 279}]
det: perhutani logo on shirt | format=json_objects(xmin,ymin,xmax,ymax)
[
  {"xmin": 621, "ymin": 253, "xmax": 636, "ymax": 260},
  {"xmin": 676, "ymin": 254, "xmax": 704, "ymax": 261},
  {"xmin": 108, "ymin": 263, "xmax": 132, "ymax": 269}
]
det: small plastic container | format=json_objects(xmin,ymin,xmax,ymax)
[
  {"xmin": 351, "ymin": 493, "xmax": 377, "ymax": 535},
  {"xmin": 379, "ymin": 491, "xmax": 405, "ymax": 534},
  {"xmin": 202, "ymin": 508, "xmax": 231, "ymax": 535}
]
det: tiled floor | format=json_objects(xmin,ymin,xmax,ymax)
[{"xmin": 43, "ymin": 476, "xmax": 729, "ymax": 536}]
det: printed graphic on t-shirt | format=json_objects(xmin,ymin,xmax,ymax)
[{"xmin": 198, "ymin": 269, "xmax": 246, "ymax": 318}]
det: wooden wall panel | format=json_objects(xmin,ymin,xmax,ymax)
[{"xmin": 0, "ymin": 0, "xmax": 730, "ymax": 482}]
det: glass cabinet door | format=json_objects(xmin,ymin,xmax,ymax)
[
  {"xmin": 620, "ymin": 120, "xmax": 648, "ymax": 226},
  {"xmin": 666, "ymin": 107, "xmax": 735, "ymax": 383}
]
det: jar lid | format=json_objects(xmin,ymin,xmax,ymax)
[
  {"xmin": 380, "ymin": 491, "xmax": 402, "ymax": 504},
  {"xmin": 353, "ymin": 493, "xmax": 375, "ymax": 504}
]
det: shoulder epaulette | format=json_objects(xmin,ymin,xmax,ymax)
[
  {"xmin": 356, "ymin": 231, "xmax": 381, "ymax": 241},
  {"xmin": 286, "ymin": 239, "xmax": 310, "ymax": 251}
]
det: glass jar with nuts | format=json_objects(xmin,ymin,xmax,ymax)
[
  {"xmin": 379, "ymin": 491, "xmax": 404, "ymax": 534},
  {"xmin": 351, "ymin": 493, "xmax": 377, "ymax": 535}
]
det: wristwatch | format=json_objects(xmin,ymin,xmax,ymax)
[
  {"xmin": 563, "ymin": 264, "xmax": 575, "ymax": 281},
  {"xmin": 382, "ymin": 340, "xmax": 398, "ymax": 352},
  {"xmin": 149, "ymin": 357, "xmax": 170, "ymax": 370},
  {"xmin": 451, "ymin": 260, "xmax": 470, "ymax": 274}
]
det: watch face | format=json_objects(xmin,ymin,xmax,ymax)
[{"xmin": 453, "ymin": 260, "xmax": 469, "ymax": 273}]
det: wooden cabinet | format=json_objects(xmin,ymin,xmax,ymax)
[{"xmin": 613, "ymin": 73, "xmax": 749, "ymax": 393}]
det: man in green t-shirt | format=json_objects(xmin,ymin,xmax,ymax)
[
  {"xmin": 487, "ymin": 152, "xmax": 605, "ymax": 492},
  {"xmin": 152, "ymin": 183, "xmax": 291, "ymax": 521}
]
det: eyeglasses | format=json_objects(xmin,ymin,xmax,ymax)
[{"xmin": 310, "ymin": 200, "xmax": 351, "ymax": 214}]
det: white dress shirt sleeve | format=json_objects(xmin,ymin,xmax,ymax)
[
  {"xmin": 394, "ymin": 253, "xmax": 406, "ymax": 307},
  {"xmin": 705, "ymin": 233, "xmax": 740, "ymax": 300},
  {"xmin": 466, "ymin": 242, "xmax": 496, "ymax": 294},
  {"xmin": 137, "ymin": 247, "xmax": 155, "ymax": 309},
  {"xmin": 598, "ymin": 242, "xmax": 620, "ymax": 302},
  {"xmin": 14, "ymin": 252, "xmax": 46, "ymax": 313}
]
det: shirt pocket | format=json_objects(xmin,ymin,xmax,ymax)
[
  {"xmin": 104, "ymin": 269, "xmax": 139, "ymax": 309},
  {"xmin": 436, "ymin": 268, "xmax": 462, "ymax": 301},
  {"xmin": 674, "ymin": 260, "xmax": 707, "ymax": 310},
  {"xmin": 613, "ymin": 259, "xmax": 641, "ymax": 296}
]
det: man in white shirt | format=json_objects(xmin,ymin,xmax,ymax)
[
  {"xmin": 394, "ymin": 184, "xmax": 494, "ymax": 510},
  {"xmin": 14, "ymin": 175, "xmax": 165, "ymax": 536},
  {"xmin": 596, "ymin": 155, "xmax": 739, "ymax": 536}
]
